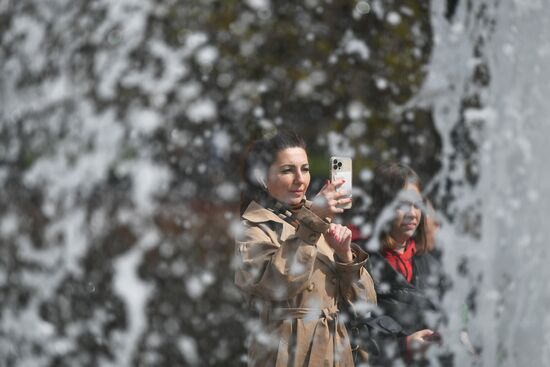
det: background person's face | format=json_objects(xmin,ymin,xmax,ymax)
[
  {"xmin": 389, "ymin": 183, "xmax": 422, "ymax": 245},
  {"xmin": 266, "ymin": 147, "xmax": 310, "ymax": 207}
]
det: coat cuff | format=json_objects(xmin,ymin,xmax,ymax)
[
  {"xmin": 335, "ymin": 243, "xmax": 369, "ymax": 272},
  {"xmin": 304, "ymin": 199, "xmax": 332, "ymax": 223},
  {"xmin": 292, "ymin": 205, "xmax": 330, "ymax": 245}
]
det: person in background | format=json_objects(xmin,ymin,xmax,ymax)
[
  {"xmin": 234, "ymin": 130, "xmax": 377, "ymax": 367},
  {"xmin": 352, "ymin": 162, "xmax": 445, "ymax": 366}
]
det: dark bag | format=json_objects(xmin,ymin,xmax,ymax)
[{"xmin": 349, "ymin": 315, "xmax": 407, "ymax": 364}]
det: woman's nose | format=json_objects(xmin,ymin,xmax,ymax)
[
  {"xmin": 295, "ymin": 171, "xmax": 305, "ymax": 184},
  {"xmin": 404, "ymin": 204, "xmax": 417, "ymax": 216},
  {"xmin": 409, "ymin": 206, "xmax": 422, "ymax": 219}
]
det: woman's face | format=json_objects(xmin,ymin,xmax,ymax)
[
  {"xmin": 389, "ymin": 183, "xmax": 423, "ymax": 245},
  {"xmin": 266, "ymin": 147, "xmax": 310, "ymax": 207}
]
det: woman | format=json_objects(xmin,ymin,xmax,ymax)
[
  {"xmin": 357, "ymin": 163, "xmax": 444, "ymax": 365},
  {"xmin": 234, "ymin": 131, "xmax": 377, "ymax": 367}
]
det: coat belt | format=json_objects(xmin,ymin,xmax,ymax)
[
  {"xmin": 267, "ymin": 304, "xmax": 339, "ymax": 322},
  {"xmin": 259, "ymin": 304, "xmax": 351, "ymax": 367}
]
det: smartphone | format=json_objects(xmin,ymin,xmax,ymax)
[
  {"xmin": 424, "ymin": 331, "xmax": 442, "ymax": 343},
  {"xmin": 330, "ymin": 156, "xmax": 352, "ymax": 209}
]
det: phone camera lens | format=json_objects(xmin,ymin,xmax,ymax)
[
  {"xmin": 333, "ymin": 159, "xmax": 338, "ymax": 164},
  {"xmin": 337, "ymin": 162, "xmax": 342, "ymax": 167},
  {"xmin": 333, "ymin": 165, "xmax": 338, "ymax": 170}
]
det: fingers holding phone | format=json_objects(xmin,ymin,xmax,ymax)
[
  {"xmin": 311, "ymin": 179, "xmax": 352, "ymax": 218},
  {"xmin": 330, "ymin": 184, "xmax": 352, "ymax": 212}
]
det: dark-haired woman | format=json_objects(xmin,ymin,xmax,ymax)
[
  {"xmin": 355, "ymin": 163, "xmax": 445, "ymax": 365},
  {"xmin": 234, "ymin": 131, "xmax": 377, "ymax": 367}
]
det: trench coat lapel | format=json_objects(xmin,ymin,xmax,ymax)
[
  {"xmin": 242, "ymin": 201, "xmax": 294, "ymax": 243},
  {"xmin": 242, "ymin": 201, "xmax": 286, "ymax": 224}
]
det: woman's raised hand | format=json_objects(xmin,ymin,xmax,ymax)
[
  {"xmin": 324, "ymin": 223, "xmax": 353, "ymax": 263},
  {"xmin": 406, "ymin": 329, "xmax": 441, "ymax": 356},
  {"xmin": 310, "ymin": 179, "xmax": 351, "ymax": 220}
]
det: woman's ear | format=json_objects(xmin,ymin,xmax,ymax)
[
  {"xmin": 252, "ymin": 165, "xmax": 268, "ymax": 190},
  {"xmin": 257, "ymin": 176, "xmax": 267, "ymax": 190}
]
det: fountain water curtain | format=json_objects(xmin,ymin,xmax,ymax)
[{"xmin": 425, "ymin": 1, "xmax": 550, "ymax": 366}]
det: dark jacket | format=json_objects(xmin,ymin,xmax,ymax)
[
  {"xmin": 366, "ymin": 251, "xmax": 442, "ymax": 335},
  {"xmin": 348, "ymin": 247, "xmax": 447, "ymax": 366}
]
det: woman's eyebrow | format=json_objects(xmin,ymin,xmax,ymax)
[{"xmin": 279, "ymin": 163, "xmax": 308, "ymax": 167}]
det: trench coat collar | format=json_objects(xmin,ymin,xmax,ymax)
[
  {"xmin": 242, "ymin": 201, "xmax": 336, "ymax": 267},
  {"xmin": 242, "ymin": 201, "xmax": 286, "ymax": 224}
]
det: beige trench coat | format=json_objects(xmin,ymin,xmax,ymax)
[{"xmin": 235, "ymin": 201, "xmax": 377, "ymax": 367}]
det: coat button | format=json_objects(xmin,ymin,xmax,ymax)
[
  {"xmin": 307, "ymin": 283, "xmax": 315, "ymax": 292},
  {"xmin": 331, "ymin": 277, "xmax": 337, "ymax": 284}
]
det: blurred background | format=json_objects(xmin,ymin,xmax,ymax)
[{"xmin": 2, "ymin": 0, "xmax": 550, "ymax": 366}]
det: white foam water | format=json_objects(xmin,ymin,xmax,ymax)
[{"xmin": 425, "ymin": 1, "xmax": 550, "ymax": 365}]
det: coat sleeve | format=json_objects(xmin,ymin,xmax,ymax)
[
  {"xmin": 234, "ymin": 210, "xmax": 329, "ymax": 301},
  {"xmin": 336, "ymin": 244, "xmax": 377, "ymax": 308}
]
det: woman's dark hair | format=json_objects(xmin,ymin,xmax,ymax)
[
  {"xmin": 369, "ymin": 162, "xmax": 433, "ymax": 254},
  {"xmin": 240, "ymin": 130, "xmax": 306, "ymax": 215}
]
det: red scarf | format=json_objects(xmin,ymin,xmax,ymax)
[{"xmin": 382, "ymin": 239, "xmax": 417, "ymax": 283}]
